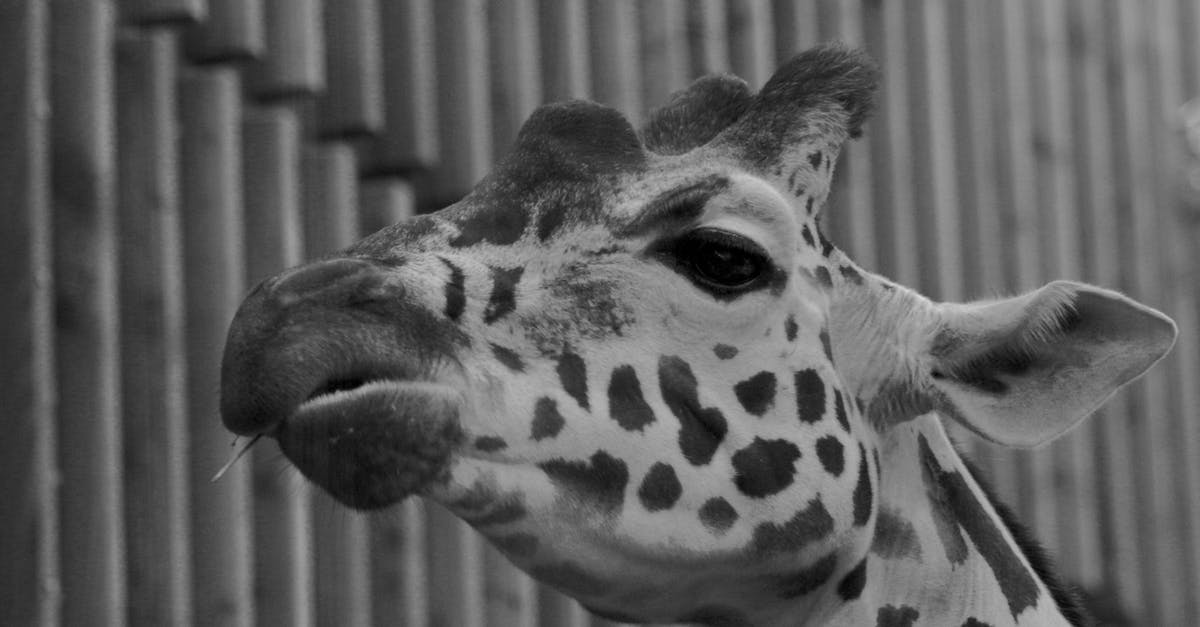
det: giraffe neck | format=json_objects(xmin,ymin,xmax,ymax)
[{"xmin": 814, "ymin": 415, "xmax": 1074, "ymax": 627}]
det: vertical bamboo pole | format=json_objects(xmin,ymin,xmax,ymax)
[
  {"xmin": 1025, "ymin": 0, "xmax": 1099, "ymax": 586},
  {"xmin": 116, "ymin": 29, "xmax": 193, "ymax": 627},
  {"xmin": 586, "ymin": 1, "xmax": 642, "ymax": 125},
  {"xmin": 120, "ymin": 0, "xmax": 204, "ymax": 24},
  {"xmin": 242, "ymin": 106, "xmax": 313, "ymax": 627},
  {"xmin": 772, "ymin": 0, "xmax": 820, "ymax": 61},
  {"xmin": 370, "ymin": 0, "xmax": 439, "ymax": 174},
  {"xmin": 360, "ymin": 178, "xmax": 429, "ymax": 625},
  {"xmin": 539, "ymin": 0, "xmax": 591, "ymax": 101},
  {"xmin": 1064, "ymin": 2, "xmax": 1146, "ymax": 616},
  {"xmin": 432, "ymin": 0, "xmax": 492, "ymax": 204},
  {"xmin": 179, "ymin": 66, "xmax": 253, "ymax": 627},
  {"xmin": 428, "ymin": 504, "xmax": 487, "ymax": 627},
  {"xmin": 638, "ymin": 0, "xmax": 690, "ymax": 110},
  {"xmin": 318, "ymin": 0, "xmax": 385, "ymax": 138},
  {"xmin": 184, "ymin": 0, "xmax": 264, "ymax": 62},
  {"xmin": 50, "ymin": 3, "xmax": 125, "ymax": 625},
  {"xmin": 0, "ymin": 2, "xmax": 58, "ymax": 625},
  {"xmin": 818, "ymin": 0, "xmax": 876, "ymax": 271},
  {"xmin": 686, "ymin": 0, "xmax": 730, "ymax": 76},
  {"xmin": 1109, "ymin": 2, "xmax": 1186, "ymax": 623},
  {"xmin": 489, "ymin": 0, "xmax": 543, "ymax": 163},
  {"xmin": 726, "ymin": 0, "xmax": 773, "ymax": 89},
  {"xmin": 301, "ymin": 143, "xmax": 372, "ymax": 627},
  {"xmin": 1149, "ymin": 1, "xmax": 1200, "ymax": 620},
  {"xmin": 249, "ymin": 0, "xmax": 325, "ymax": 100}
]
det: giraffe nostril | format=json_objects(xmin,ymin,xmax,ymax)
[{"xmin": 270, "ymin": 257, "xmax": 374, "ymax": 303}]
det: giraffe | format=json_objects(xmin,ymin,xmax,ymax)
[{"xmin": 219, "ymin": 44, "xmax": 1176, "ymax": 626}]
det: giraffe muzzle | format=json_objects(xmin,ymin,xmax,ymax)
[{"xmin": 220, "ymin": 256, "xmax": 471, "ymax": 508}]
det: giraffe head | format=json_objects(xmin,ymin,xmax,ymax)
[{"xmin": 220, "ymin": 44, "xmax": 1175, "ymax": 624}]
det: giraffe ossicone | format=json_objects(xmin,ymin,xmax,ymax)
[{"xmin": 220, "ymin": 44, "xmax": 1176, "ymax": 626}]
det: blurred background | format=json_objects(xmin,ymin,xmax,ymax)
[{"xmin": 3, "ymin": 0, "xmax": 1200, "ymax": 625}]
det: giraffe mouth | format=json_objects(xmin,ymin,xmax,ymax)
[{"xmin": 277, "ymin": 379, "xmax": 466, "ymax": 509}]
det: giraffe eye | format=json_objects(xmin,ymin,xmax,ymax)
[{"xmin": 667, "ymin": 228, "xmax": 772, "ymax": 293}]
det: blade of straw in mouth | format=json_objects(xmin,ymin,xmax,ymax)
[{"xmin": 211, "ymin": 434, "xmax": 262, "ymax": 482}]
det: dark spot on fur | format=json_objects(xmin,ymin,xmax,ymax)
[
  {"xmin": 491, "ymin": 343, "xmax": 524, "ymax": 371},
  {"xmin": 660, "ymin": 355, "xmax": 728, "ymax": 466},
  {"xmin": 608, "ymin": 365, "xmax": 656, "ymax": 432},
  {"xmin": 773, "ymin": 552, "xmax": 837, "ymax": 599},
  {"xmin": 816, "ymin": 225, "xmax": 836, "ymax": 257},
  {"xmin": 794, "ymin": 369, "xmax": 826, "ymax": 423},
  {"xmin": 919, "ymin": 435, "xmax": 1040, "ymax": 620},
  {"xmin": 531, "ymin": 397, "xmax": 565, "ymax": 441},
  {"xmin": 449, "ymin": 204, "xmax": 530, "ymax": 247},
  {"xmin": 539, "ymin": 450, "xmax": 629, "ymax": 515},
  {"xmin": 808, "ymin": 151, "xmax": 823, "ymax": 170},
  {"xmin": 816, "ymin": 435, "xmax": 845, "ymax": 477},
  {"xmin": 751, "ymin": 499, "xmax": 833, "ymax": 555},
  {"xmin": 483, "ymin": 266, "xmax": 523, "ymax": 323},
  {"xmin": 876, "ymin": 604, "xmax": 919, "ymax": 627},
  {"xmin": 919, "ymin": 438, "xmax": 968, "ymax": 565},
  {"xmin": 852, "ymin": 443, "xmax": 873, "ymax": 526},
  {"xmin": 734, "ymin": 371, "xmax": 777, "ymax": 416},
  {"xmin": 833, "ymin": 389, "xmax": 850, "ymax": 431},
  {"xmin": 493, "ymin": 533, "xmax": 539, "ymax": 558},
  {"xmin": 699, "ymin": 497, "xmax": 738, "ymax": 534},
  {"xmin": 784, "ymin": 315, "xmax": 798, "ymax": 341},
  {"xmin": 530, "ymin": 561, "xmax": 612, "ymax": 597},
  {"xmin": 813, "ymin": 265, "xmax": 833, "ymax": 288},
  {"xmin": 732, "ymin": 438, "xmax": 801, "ymax": 498},
  {"xmin": 837, "ymin": 557, "xmax": 868, "ymax": 600},
  {"xmin": 439, "ymin": 257, "xmax": 466, "ymax": 320},
  {"xmin": 839, "ymin": 264, "xmax": 863, "ymax": 285},
  {"xmin": 474, "ymin": 436, "xmax": 507, "ymax": 452},
  {"xmin": 638, "ymin": 462, "xmax": 682, "ymax": 511},
  {"xmin": 675, "ymin": 605, "xmax": 753, "ymax": 627},
  {"xmin": 801, "ymin": 224, "xmax": 816, "ymax": 248},
  {"xmin": 557, "ymin": 348, "xmax": 589, "ymax": 410},
  {"xmin": 820, "ymin": 328, "xmax": 834, "ymax": 363},
  {"xmin": 537, "ymin": 204, "xmax": 567, "ymax": 241},
  {"xmin": 872, "ymin": 508, "xmax": 922, "ymax": 561},
  {"xmin": 714, "ymin": 343, "xmax": 739, "ymax": 359},
  {"xmin": 962, "ymin": 619, "xmax": 993, "ymax": 627}
]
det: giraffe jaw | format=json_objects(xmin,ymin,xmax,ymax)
[{"xmin": 276, "ymin": 380, "xmax": 466, "ymax": 510}]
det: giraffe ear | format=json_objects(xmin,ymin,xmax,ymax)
[
  {"xmin": 926, "ymin": 281, "xmax": 1177, "ymax": 448},
  {"xmin": 641, "ymin": 74, "xmax": 753, "ymax": 155}
]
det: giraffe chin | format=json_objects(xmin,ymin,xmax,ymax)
[{"xmin": 275, "ymin": 381, "xmax": 466, "ymax": 510}]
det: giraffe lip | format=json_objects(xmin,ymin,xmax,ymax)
[{"xmin": 279, "ymin": 381, "xmax": 466, "ymax": 509}]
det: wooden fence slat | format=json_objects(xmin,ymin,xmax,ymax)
[
  {"xmin": 179, "ymin": 66, "xmax": 254, "ymax": 627},
  {"xmin": 50, "ymin": 3, "xmax": 125, "ymax": 625},
  {"xmin": 432, "ymin": 0, "xmax": 493, "ymax": 203},
  {"xmin": 489, "ymin": 0, "xmax": 543, "ymax": 163},
  {"xmin": 685, "ymin": 0, "xmax": 730, "ymax": 77},
  {"xmin": 300, "ymin": 143, "xmax": 372, "ymax": 627},
  {"xmin": 539, "ymin": 0, "xmax": 591, "ymax": 101},
  {"xmin": 115, "ymin": 29, "xmax": 193, "ymax": 627},
  {"xmin": 318, "ymin": 0, "xmax": 384, "ymax": 138},
  {"xmin": 249, "ymin": 0, "xmax": 325, "ymax": 100},
  {"xmin": 119, "ymin": 0, "xmax": 204, "ymax": 25},
  {"xmin": 0, "ymin": 2, "xmax": 58, "ymax": 625},
  {"xmin": 586, "ymin": 0, "xmax": 642, "ymax": 125},
  {"xmin": 184, "ymin": 0, "xmax": 264, "ymax": 62},
  {"xmin": 369, "ymin": 0, "xmax": 439, "ymax": 174},
  {"xmin": 241, "ymin": 106, "xmax": 313, "ymax": 627}
]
